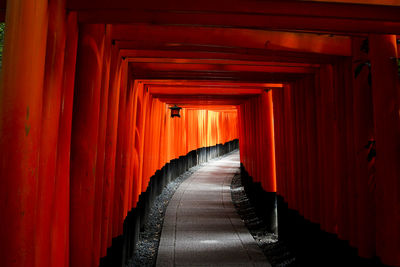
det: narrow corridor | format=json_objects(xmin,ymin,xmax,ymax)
[
  {"xmin": 1, "ymin": 1, "xmax": 400, "ymax": 266},
  {"xmin": 157, "ymin": 152, "xmax": 270, "ymax": 267}
]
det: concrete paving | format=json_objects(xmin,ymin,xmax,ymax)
[{"xmin": 156, "ymin": 151, "xmax": 271, "ymax": 267}]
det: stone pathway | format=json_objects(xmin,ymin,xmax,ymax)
[{"xmin": 156, "ymin": 152, "xmax": 271, "ymax": 267}]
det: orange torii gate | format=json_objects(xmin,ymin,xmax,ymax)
[{"xmin": 0, "ymin": 0, "xmax": 399, "ymax": 267}]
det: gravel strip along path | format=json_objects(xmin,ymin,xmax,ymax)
[
  {"xmin": 230, "ymin": 172, "xmax": 298, "ymax": 267},
  {"xmin": 127, "ymin": 164, "xmax": 202, "ymax": 267},
  {"xmin": 128, "ymin": 151, "xmax": 238, "ymax": 267}
]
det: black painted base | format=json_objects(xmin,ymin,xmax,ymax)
[
  {"xmin": 99, "ymin": 139, "xmax": 239, "ymax": 267},
  {"xmin": 240, "ymin": 164, "xmax": 388, "ymax": 267},
  {"xmin": 277, "ymin": 196, "xmax": 388, "ymax": 267},
  {"xmin": 240, "ymin": 165, "xmax": 278, "ymax": 234}
]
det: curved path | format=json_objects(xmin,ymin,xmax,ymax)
[{"xmin": 156, "ymin": 151, "xmax": 271, "ymax": 267}]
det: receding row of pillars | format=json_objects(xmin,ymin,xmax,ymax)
[
  {"xmin": 0, "ymin": 0, "xmax": 400, "ymax": 266},
  {"xmin": 0, "ymin": 3, "xmax": 240, "ymax": 267},
  {"xmin": 268, "ymin": 36, "xmax": 400, "ymax": 266}
]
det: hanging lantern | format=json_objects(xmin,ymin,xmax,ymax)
[{"xmin": 169, "ymin": 105, "xmax": 182, "ymax": 118}]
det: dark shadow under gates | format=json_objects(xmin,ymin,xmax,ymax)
[{"xmin": 100, "ymin": 140, "xmax": 239, "ymax": 267}]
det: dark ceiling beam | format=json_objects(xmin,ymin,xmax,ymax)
[
  {"xmin": 155, "ymin": 98, "xmax": 248, "ymax": 106},
  {"xmin": 138, "ymin": 80, "xmax": 283, "ymax": 88},
  {"xmin": 66, "ymin": 0, "xmax": 400, "ymax": 22},
  {"xmin": 152, "ymin": 94, "xmax": 257, "ymax": 100},
  {"xmin": 112, "ymin": 25, "xmax": 350, "ymax": 56},
  {"xmin": 2, "ymin": 1, "xmax": 399, "ymax": 33},
  {"xmin": 120, "ymin": 49, "xmax": 338, "ymax": 64},
  {"xmin": 130, "ymin": 62, "xmax": 316, "ymax": 74},
  {"xmin": 302, "ymin": 0, "xmax": 400, "ymax": 6},
  {"xmin": 127, "ymin": 58, "xmax": 319, "ymax": 68},
  {"xmin": 131, "ymin": 70, "xmax": 308, "ymax": 82},
  {"xmin": 148, "ymin": 87, "xmax": 264, "ymax": 95},
  {"xmin": 146, "ymin": 84, "xmax": 282, "ymax": 90},
  {"xmin": 78, "ymin": 10, "xmax": 400, "ymax": 34},
  {"xmin": 180, "ymin": 105, "xmax": 238, "ymax": 110}
]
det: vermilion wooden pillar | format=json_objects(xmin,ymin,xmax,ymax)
[
  {"xmin": 272, "ymin": 88, "xmax": 285, "ymax": 197},
  {"xmin": 319, "ymin": 65, "xmax": 337, "ymax": 234},
  {"xmin": 351, "ymin": 37, "xmax": 375, "ymax": 257},
  {"xmin": 70, "ymin": 24, "xmax": 105, "ymax": 267},
  {"xmin": 304, "ymin": 77, "xmax": 320, "ymax": 224},
  {"xmin": 314, "ymin": 67, "xmax": 328, "ymax": 231},
  {"xmin": 158, "ymin": 101, "xmax": 167, "ymax": 170},
  {"xmin": 0, "ymin": 0, "xmax": 48, "ymax": 266},
  {"xmin": 342, "ymin": 58, "xmax": 356, "ymax": 243},
  {"xmin": 139, "ymin": 93, "xmax": 150, "ymax": 192},
  {"xmin": 128, "ymin": 81, "xmax": 140, "ymax": 211},
  {"xmin": 280, "ymin": 86, "xmax": 289, "ymax": 201},
  {"xmin": 327, "ymin": 64, "xmax": 339, "ymax": 236},
  {"xmin": 279, "ymin": 88, "xmax": 288, "ymax": 200},
  {"xmin": 283, "ymin": 84, "xmax": 296, "ymax": 209},
  {"xmin": 301, "ymin": 80, "xmax": 309, "ymax": 217},
  {"xmin": 131, "ymin": 83, "xmax": 144, "ymax": 208},
  {"xmin": 238, "ymin": 105, "xmax": 244, "ymax": 165},
  {"xmin": 136, "ymin": 86, "xmax": 148, "ymax": 208},
  {"xmin": 126, "ymin": 80, "xmax": 135, "ymax": 212},
  {"xmin": 293, "ymin": 84, "xmax": 303, "ymax": 212},
  {"xmin": 240, "ymin": 105, "xmax": 248, "ymax": 175},
  {"xmin": 298, "ymin": 80, "xmax": 309, "ymax": 218},
  {"xmin": 369, "ymin": 34, "xmax": 400, "ymax": 266},
  {"xmin": 334, "ymin": 58, "xmax": 354, "ymax": 242},
  {"xmin": 298, "ymin": 79, "xmax": 308, "ymax": 220},
  {"xmin": 92, "ymin": 24, "xmax": 112, "ymax": 267},
  {"xmin": 52, "ymin": 12, "xmax": 78, "ymax": 267},
  {"xmin": 251, "ymin": 98, "xmax": 258, "ymax": 182},
  {"xmin": 262, "ymin": 91, "xmax": 277, "ymax": 192},
  {"xmin": 344, "ymin": 57, "xmax": 358, "ymax": 248},
  {"xmin": 301, "ymin": 80, "xmax": 310, "ymax": 219},
  {"xmin": 35, "ymin": 0, "xmax": 67, "ymax": 266},
  {"xmin": 249, "ymin": 101, "xmax": 256, "ymax": 182},
  {"xmin": 113, "ymin": 59, "xmax": 129, "ymax": 237},
  {"xmin": 102, "ymin": 46, "xmax": 122, "ymax": 253},
  {"xmin": 122, "ymin": 79, "xmax": 135, "ymax": 219},
  {"xmin": 253, "ymin": 102, "xmax": 259, "ymax": 183},
  {"xmin": 142, "ymin": 98, "xmax": 155, "ymax": 193}
]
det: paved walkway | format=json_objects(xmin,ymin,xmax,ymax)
[{"xmin": 156, "ymin": 151, "xmax": 271, "ymax": 267}]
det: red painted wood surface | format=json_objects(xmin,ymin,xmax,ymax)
[
  {"xmin": 238, "ymin": 90, "xmax": 276, "ymax": 192},
  {"xmin": 1, "ymin": 1, "xmax": 400, "ymax": 266},
  {"xmin": 103, "ymin": 45, "xmax": 123, "ymax": 252},
  {"xmin": 0, "ymin": 0, "xmax": 48, "ymax": 266},
  {"xmin": 69, "ymin": 24, "xmax": 105, "ymax": 267},
  {"xmin": 92, "ymin": 24, "xmax": 112, "ymax": 267},
  {"xmin": 51, "ymin": 12, "xmax": 78, "ymax": 267},
  {"xmin": 370, "ymin": 34, "xmax": 400, "ymax": 266},
  {"xmin": 36, "ymin": 1, "xmax": 67, "ymax": 266},
  {"xmin": 269, "ymin": 44, "xmax": 400, "ymax": 265}
]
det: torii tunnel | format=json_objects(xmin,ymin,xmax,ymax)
[{"xmin": 0, "ymin": 0, "xmax": 400, "ymax": 266}]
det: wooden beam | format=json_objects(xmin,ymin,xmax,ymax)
[
  {"xmin": 78, "ymin": 10, "xmax": 400, "ymax": 34},
  {"xmin": 130, "ymin": 62, "xmax": 316, "ymax": 74},
  {"xmin": 120, "ymin": 49, "xmax": 338, "ymax": 64},
  {"xmin": 156, "ymin": 97, "xmax": 248, "ymax": 105},
  {"xmin": 112, "ymin": 25, "xmax": 350, "ymax": 56},
  {"xmin": 68, "ymin": 0, "xmax": 400, "ymax": 22},
  {"xmin": 70, "ymin": 0, "xmax": 400, "ymax": 34},
  {"xmin": 148, "ymin": 87, "xmax": 263, "ymax": 95},
  {"xmin": 127, "ymin": 57, "xmax": 319, "ymax": 68},
  {"xmin": 131, "ymin": 70, "xmax": 308, "ymax": 82},
  {"xmin": 180, "ymin": 105, "xmax": 238, "ymax": 110},
  {"xmin": 146, "ymin": 84, "xmax": 283, "ymax": 90},
  {"xmin": 303, "ymin": 0, "xmax": 400, "ymax": 6},
  {"xmin": 138, "ymin": 80, "xmax": 283, "ymax": 88},
  {"xmin": 153, "ymin": 94, "xmax": 255, "ymax": 100}
]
